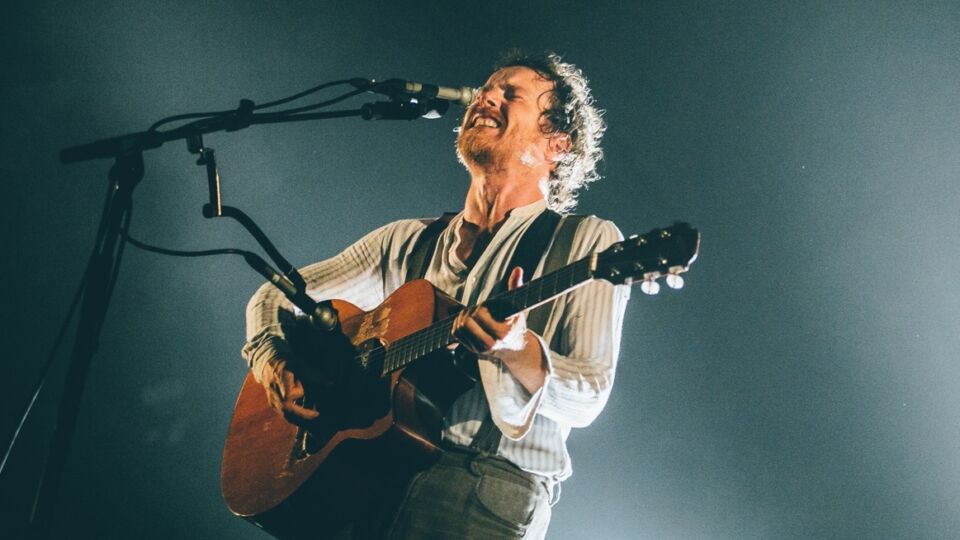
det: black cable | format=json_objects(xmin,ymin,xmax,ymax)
[
  {"xmin": 146, "ymin": 78, "xmax": 362, "ymax": 134},
  {"xmin": 120, "ymin": 228, "xmax": 314, "ymax": 323},
  {"xmin": 145, "ymin": 87, "xmax": 368, "ymax": 148},
  {"xmin": 147, "ymin": 110, "xmax": 234, "ymax": 133},
  {"xmin": 122, "ymin": 231, "xmax": 247, "ymax": 258},
  {"xmin": 253, "ymin": 78, "xmax": 362, "ymax": 110},
  {"xmin": 0, "ymin": 175, "xmax": 117, "ymax": 478},
  {"xmin": 103, "ymin": 197, "xmax": 132, "ymax": 324},
  {"xmin": 0, "ymin": 267, "xmax": 87, "ymax": 478},
  {"xmin": 212, "ymin": 205, "xmax": 305, "ymax": 291},
  {"xmin": 259, "ymin": 87, "xmax": 369, "ymax": 116},
  {"xmin": 120, "ymin": 225, "xmax": 323, "ymax": 326},
  {"xmin": 150, "ymin": 113, "xmax": 233, "ymax": 137}
]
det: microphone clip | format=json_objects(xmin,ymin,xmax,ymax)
[
  {"xmin": 352, "ymin": 78, "xmax": 462, "ymax": 119},
  {"xmin": 360, "ymin": 98, "xmax": 449, "ymax": 120}
]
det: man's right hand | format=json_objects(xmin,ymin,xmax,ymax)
[{"xmin": 260, "ymin": 358, "xmax": 321, "ymax": 425}]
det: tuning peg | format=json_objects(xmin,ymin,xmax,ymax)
[
  {"xmin": 640, "ymin": 278, "xmax": 660, "ymax": 295},
  {"xmin": 665, "ymin": 272, "xmax": 685, "ymax": 290}
]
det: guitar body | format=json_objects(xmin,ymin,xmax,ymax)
[
  {"xmin": 220, "ymin": 222, "xmax": 700, "ymax": 538},
  {"xmin": 221, "ymin": 280, "xmax": 473, "ymax": 538}
]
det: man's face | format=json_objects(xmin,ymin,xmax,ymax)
[{"xmin": 456, "ymin": 66, "xmax": 559, "ymax": 173}]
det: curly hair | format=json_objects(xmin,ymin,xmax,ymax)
[{"xmin": 494, "ymin": 49, "xmax": 606, "ymax": 214}]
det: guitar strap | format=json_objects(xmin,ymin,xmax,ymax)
[
  {"xmin": 402, "ymin": 208, "xmax": 585, "ymax": 454},
  {"xmin": 525, "ymin": 213, "xmax": 586, "ymax": 336},
  {"xmin": 405, "ymin": 212, "xmax": 458, "ymax": 283},
  {"xmin": 469, "ymin": 211, "xmax": 586, "ymax": 453}
]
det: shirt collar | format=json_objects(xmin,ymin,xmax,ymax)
[
  {"xmin": 504, "ymin": 198, "xmax": 548, "ymax": 221},
  {"xmin": 454, "ymin": 198, "xmax": 548, "ymax": 231},
  {"xmin": 445, "ymin": 198, "xmax": 549, "ymax": 273}
]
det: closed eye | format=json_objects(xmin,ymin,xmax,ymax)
[{"xmin": 503, "ymin": 85, "xmax": 524, "ymax": 101}]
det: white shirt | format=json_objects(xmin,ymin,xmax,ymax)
[{"xmin": 242, "ymin": 199, "xmax": 630, "ymax": 482}]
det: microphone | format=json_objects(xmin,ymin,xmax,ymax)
[
  {"xmin": 242, "ymin": 252, "xmax": 338, "ymax": 331},
  {"xmin": 354, "ymin": 78, "xmax": 475, "ymax": 107}
]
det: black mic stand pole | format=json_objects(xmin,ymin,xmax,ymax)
[{"xmin": 28, "ymin": 151, "xmax": 142, "ymax": 538}]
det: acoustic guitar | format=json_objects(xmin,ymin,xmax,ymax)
[{"xmin": 221, "ymin": 223, "xmax": 700, "ymax": 537}]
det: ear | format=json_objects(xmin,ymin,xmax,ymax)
[{"xmin": 546, "ymin": 133, "xmax": 572, "ymax": 163}]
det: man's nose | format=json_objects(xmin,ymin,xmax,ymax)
[{"xmin": 476, "ymin": 87, "xmax": 501, "ymax": 107}]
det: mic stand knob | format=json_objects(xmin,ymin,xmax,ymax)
[
  {"xmin": 310, "ymin": 301, "xmax": 340, "ymax": 333},
  {"xmin": 187, "ymin": 134, "xmax": 223, "ymax": 217}
]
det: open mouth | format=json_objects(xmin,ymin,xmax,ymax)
[{"xmin": 469, "ymin": 113, "xmax": 502, "ymax": 129}]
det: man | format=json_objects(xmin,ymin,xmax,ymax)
[{"xmin": 242, "ymin": 50, "xmax": 630, "ymax": 539}]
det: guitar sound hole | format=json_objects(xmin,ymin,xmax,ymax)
[
  {"xmin": 283, "ymin": 319, "xmax": 393, "ymax": 456},
  {"xmin": 291, "ymin": 348, "xmax": 390, "ymax": 454}
]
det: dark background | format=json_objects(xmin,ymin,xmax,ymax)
[{"xmin": 2, "ymin": 1, "xmax": 959, "ymax": 538}]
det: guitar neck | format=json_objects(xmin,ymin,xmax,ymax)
[{"xmin": 380, "ymin": 255, "xmax": 596, "ymax": 374}]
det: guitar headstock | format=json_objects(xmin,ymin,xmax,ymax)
[{"xmin": 594, "ymin": 222, "xmax": 700, "ymax": 294}]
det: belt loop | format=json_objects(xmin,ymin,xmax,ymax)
[{"xmin": 467, "ymin": 453, "xmax": 484, "ymax": 477}]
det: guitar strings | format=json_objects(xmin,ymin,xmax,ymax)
[
  {"xmin": 361, "ymin": 229, "xmax": 690, "ymax": 373},
  {"xmin": 379, "ymin": 259, "xmax": 590, "ymax": 374},
  {"xmin": 359, "ymin": 259, "xmax": 592, "ymax": 375}
]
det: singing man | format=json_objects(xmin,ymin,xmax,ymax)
[{"xmin": 242, "ymin": 50, "xmax": 630, "ymax": 539}]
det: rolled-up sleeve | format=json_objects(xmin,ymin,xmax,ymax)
[
  {"xmin": 539, "ymin": 275, "xmax": 629, "ymax": 427},
  {"xmin": 483, "ymin": 218, "xmax": 631, "ymax": 438}
]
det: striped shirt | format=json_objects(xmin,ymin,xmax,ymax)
[{"xmin": 242, "ymin": 199, "xmax": 631, "ymax": 483}]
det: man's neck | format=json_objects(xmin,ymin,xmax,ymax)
[{"xmin": 462, "ymin": 169, "xmax": 547, "ymax": 232}]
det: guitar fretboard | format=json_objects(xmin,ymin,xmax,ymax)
[{"xmin": 375, "ymin": 256, "xmax": 595, "ymax": 375}]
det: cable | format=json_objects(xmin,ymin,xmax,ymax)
[
  {"xmin": 147, "ymin": 78, "xmax": 363, "ymax": 134},
  {"xmin": 253, "ymin": 78, "xmax": 363, "ymax": 110},
  {"xmin": 103, "ymin": 197, "xmax": 132, "ymax": 325},
  {"xmin": 0, "ymin": 175, "xmax": 118, "ymax": 478},
  {"xmin": 120, "ymin": 229, "xmax": 314, "ymax": 323},
  {"xmin": 0, "ymin": 268, "xmax": 87, "ymax": 478},
  {"xmin": 144, "ymin": 87, "xmax": 367, "ymax": 146},
  {"xmin": 122, "ymin": 231, "xmax": 247, "ymax": 258},
  {"xmin": 258, "ymin": 87, "xmax": 369, "ymax": 116},
  {"xmin": 147, "ymin": 110, "xmax": 234, "ymax": 133}
]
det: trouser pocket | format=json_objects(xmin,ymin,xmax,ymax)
[{"xmin": 470, "ymin": 457, "xmax": 543, "ymax": 531}]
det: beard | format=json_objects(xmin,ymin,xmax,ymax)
[{"xmin": 456, "ymin": 127, "xmax": 507, "ymax": 172}]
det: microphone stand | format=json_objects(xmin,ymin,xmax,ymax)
[
  {"xmin": 59, "ymin": 98, "xmax": 449, "ymax": 164},
  {"xmin": 28, "ymin": 92, "xmax": 451, "ymax": 537},
  {"xmin": 28, "ymin": 151, "xmax": 141, "ymax": 539}
]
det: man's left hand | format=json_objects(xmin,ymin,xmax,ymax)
[{"xmin": 452, "ymin": 267, "xmax": 548, "ymax": 393}]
